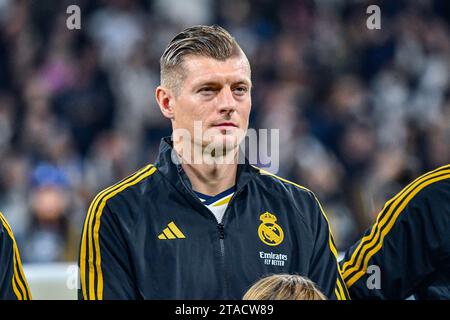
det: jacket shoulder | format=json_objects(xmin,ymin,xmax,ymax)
[
  {"xmin": 399, "ymin": 166, "xmax": 450, "ymax": 210},
  {"xmin": 251, "ymin": 165, "xmax": 321, "ymax": 224},
  {"xmin": 0, "ymin": 212, "xmax": 16, "ymax": 246},
  {"xmin": 414, "ymin": 175, "xmax": 450, "ymax": 200},
  {"xmin": 0, "ymin": 212, "xmax": 11, "ymax": 237},
  {"xmin": 251, "ymin": 166, "xmax": 330, "ymax": 235},
  {"xmin": 0, "ymin": 212, "xmax": 6, "ymax": 236},
  {"xmin": 251, "ymin": 166, "xmax": 314, "ymax": 198},
  {"xmin": 89, "ymin": 164, "xmax": 160, "ymax": 214}
]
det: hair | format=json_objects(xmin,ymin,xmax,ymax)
[
  {"xmin": 160, "ymin": 25, "xmax": 246, "ymax": 94},
  {"xmin": 242, "ymin": 274, "xmax": 327, "ymax": 300}
]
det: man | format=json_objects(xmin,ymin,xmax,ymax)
[
  {"xmin": 79, "ymin": 25, "xmax": 349, "ymax": 300},
  {"xmin": 341, "ymin": 164, "xmax": 450, "ymax": 299},
  {"xmin": 0, "ymin": 211, "xmax": 32, "ymax": 300}
]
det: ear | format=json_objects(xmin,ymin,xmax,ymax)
[{"xmin": 155, "ymin": 86, "xmax": 175, "ymax": 120}]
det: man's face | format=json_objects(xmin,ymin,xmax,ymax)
[{"xmin": 170, "ymin": 54, "xmax": 252, "ymax": 156}]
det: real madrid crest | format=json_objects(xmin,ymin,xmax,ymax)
[{"xmin": 258, "ymin": 212, "xmax": 284, "ymax": 246}]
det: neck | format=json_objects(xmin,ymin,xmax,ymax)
[
  {"xmin": 173, "ymin": 141, "xmax": 238, "ymax": 196},
  {"xmin": 182, "ymin": 162, "xmax": 237, "ymax": 196}
]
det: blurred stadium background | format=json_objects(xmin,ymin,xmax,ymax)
[{"xmin": 0, "ymin": 0, "xmax": 449, "ymax": 299}]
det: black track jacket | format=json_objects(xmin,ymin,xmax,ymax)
[
  {"xmin": 341, "ymin": 164, "xmax": 450, "ymax": 299},
  {"xmin": 0, "ymin": 212, "xmax": 31, "ymax": 300},
  {"xmin": 79, "ymin": 137, "xmax": 350, "ymax": 300}
]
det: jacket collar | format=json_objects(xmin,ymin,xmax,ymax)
[{"xmin": 154, "ymin": 136, "xmax": 257, "ymax": 194}]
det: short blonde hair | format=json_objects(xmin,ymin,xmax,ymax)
[
  {"xmin": 243, "ymin": 274, "xmax": 327, "ymax": 300},
  {"xmin": 160, "ymin": 25, "xmax": 244, "ymax": 94}
]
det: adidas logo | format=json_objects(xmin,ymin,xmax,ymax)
[{"xmin": 158, "ymin": 221, "xmax": 186, "ymax": 240}]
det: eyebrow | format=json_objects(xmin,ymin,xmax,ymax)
[{"xmin": 195, "ymin": 79, "xmax": 252, "ymax": 88}]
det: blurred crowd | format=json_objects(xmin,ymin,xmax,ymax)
[{"xmin": 0, "ymin": 0, "xmax": 449, "ymax": 262}]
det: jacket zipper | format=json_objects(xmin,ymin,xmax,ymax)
[
  {"xmin": 178, "ymin": 167, "xmax": 244, "ymax": 298},
  {"xmin": 217, "ymin": 223, "xmax": 227, "ymax": 298},
  {"xmin": 215, "ymin": 188, "xmax": 243, "ymax": 299}
]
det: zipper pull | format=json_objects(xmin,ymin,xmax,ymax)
[{"xmin": 217, "ymin": 223, "xmax": 225, "ymax": 239}]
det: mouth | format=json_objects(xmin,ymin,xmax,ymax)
[{"xmin": 212, "ymin": 122, "xmax": 238, "ymax": 129}]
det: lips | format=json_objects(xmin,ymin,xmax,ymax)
[{"xmin": 212, "ymin": 122, "xmax": 238, "ymax": 128}]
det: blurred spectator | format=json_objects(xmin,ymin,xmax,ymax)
[
  {"xmin": 87, "ymin": 0, "xmax": 146, "ymax": 67},
  {"xmin": 0, "ymin": 152, "xmax": 30, "ymax": 239},
  {"xmin": 53, "ymin": 40, "xmax": 116, "ymax": 156},
  {"xmin": 21, "ymin": 163, "xmax": 77, "ymax": 262}
]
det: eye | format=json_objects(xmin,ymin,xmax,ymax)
[
  {"xmin": 233, "ymin": 86, "xmax": 248, "ymax": 95},
  {"xmin": 198, "ymin": 87, "xmax": 216, "ymax": 95}
]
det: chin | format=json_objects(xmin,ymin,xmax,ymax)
[{"xmin": 204, "ymin": 134, "xmax": 239, "ymax": 155}]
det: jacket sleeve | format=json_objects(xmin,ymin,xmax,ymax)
[
  {"xmin": 340, "ymin": 177, "xmax": 450, "ymax": 299},
  {"xmin": 0, "ymin": 212, "xmax": 32, "ymax": 300},
  {"xmin": 79, "ymin": 201, "xmax": 138, "ymax": 300},
  {"xmin": 307, "ymin": 193, "xmax": 351, "ymax": 300}
]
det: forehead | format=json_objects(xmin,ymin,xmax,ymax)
[{"xmin": 181, "ymin": 55, "xmax": 251, "ymax": 85}]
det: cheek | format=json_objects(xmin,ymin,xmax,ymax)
[
  {"xmin": 175, "ymin": 99, "xmax": 212, "ymax": 129},
  {"xmin": 190, "ymin": 101, "xmax": 213, "ymax": 120},
  {"xmin": 240, "ymin": 100, "xmax": 252, "ymax": 122},
  {"xmin": 174, "ymin": 98, "xmax": 197, "ymax": 120}
]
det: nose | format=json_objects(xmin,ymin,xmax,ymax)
[{"xmin": 217, "ymin": 86, "xmax": 237, "ymax": 114}]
